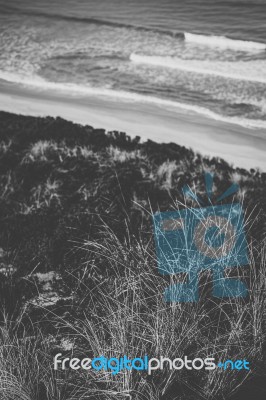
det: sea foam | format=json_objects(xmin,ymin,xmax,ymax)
[
  {"xmin": 184, "ymin": 32, "xmax": 266, "ymax": 51},
  {"xmin": 130, "ymin": 53, "xmax": 266, "ymax": 84}
]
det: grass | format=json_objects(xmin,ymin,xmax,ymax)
[
  {"xmin": 71, "ymin": 226, "xmax": 265, "ymax": 399},
  {"xmin": 0, "ymin": 230, "xmax": 265, "ymax": 399},
  {"xmin": 0, "ymin": 111, "xmax": 266, "ymax": 399}
]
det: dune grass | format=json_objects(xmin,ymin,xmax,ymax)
[
  {"xmin": 0, "ymin": 112, "xmax": 266, "ymax": 399},
  {"xmin": 0, "ymin": 229, "xmax": 265, "ymax": 399}
]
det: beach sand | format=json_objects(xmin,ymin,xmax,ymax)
[{"xmin": 0, "ymin": 80, "xmax": 265, "ymax": 171}]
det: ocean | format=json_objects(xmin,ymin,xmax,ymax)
[{"xmin": 0, "ymin": 0, "xmax": 266, "ymax": 129}]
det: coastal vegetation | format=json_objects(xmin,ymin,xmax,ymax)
[{"xmin": 0, "ymin": 111, "xmax": 265, "ymax": 400}]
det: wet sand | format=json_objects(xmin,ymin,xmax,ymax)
[{"xmin": 0, "ymin": 79, "xmax": 265, "ymax": 171}]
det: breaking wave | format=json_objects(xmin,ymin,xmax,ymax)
[
  {"xmin": 3, "ymin": 5, "xmax": 266, "ymax": 52},
  {"xmin": 130, "ymin": 53, "xmax": 266, "ymax": 84},
  {"xmin": 184, "ymin": 32, "xmax": 266, "ymax": 51}
]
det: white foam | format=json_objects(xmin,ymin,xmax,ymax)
[
  {"xmin": 130, "ymin": 53, "xmax": 266, "ymax": 84},
  {"xmin": 184, "ymin": 32, "xmax": 266, "ymax": 51},
  {"xmin": 1, "ymin": 69, "xmax": 266, "ymax": 130}
]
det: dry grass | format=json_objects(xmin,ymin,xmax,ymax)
[
  {"xmin": 0, "ymin": 320, "xmax": 55, "ymax": 400},
  {"xmin": 107, "ymin": 146, "xmax": 144, "ymax": 163},
  {"xmin": 0, "ymin": 140, "xmax": 12, "ymax": 155},
  {"xmin": 0, "ymin": 223, "xmax": 265, "ymax": 399},
  {"xmin": 0, "ymin": 171, "xmax": 15, "ymax": 200},
  {"xmin": 156, "ymin": 160, "xmax": 178, "ymax": 190},
  {"xmin": 58, "ymin": 224, "xmax": 266, "ymax": 399},
  {"xmin": 23, "ymin": 140, "xmax": 95, "ymax": 163}
]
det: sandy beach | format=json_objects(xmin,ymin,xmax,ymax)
[{"xmin": 0, "ymin": 80, "xmax": 265, "ymax": 171}]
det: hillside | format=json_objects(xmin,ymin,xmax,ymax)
[{"xmin": 0, "ymin": 111, "xmax": 265, "ymax": 400}]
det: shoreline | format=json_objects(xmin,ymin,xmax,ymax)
[{"xmin": 0, "ymin": 80, "xmax": 266, "ymax": 171}]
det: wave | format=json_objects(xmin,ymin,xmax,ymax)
[
  {"xmin": 1, "ymin": 5, "xmax": 184, "ymax": 39},
  {"xmin": 3, "ymin": 5, "xmax": 265, "ymax": 52},
  {"xmin": 130, "ymin": 53, "xmax": 266, "ymax": 84},
  {"xmin": 0, "ymin": 70, "xmax": 266, "ymax": 130},
  {"xmin": 184, "ymin": 32, "xmax": 266, "ymax": 51}
]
